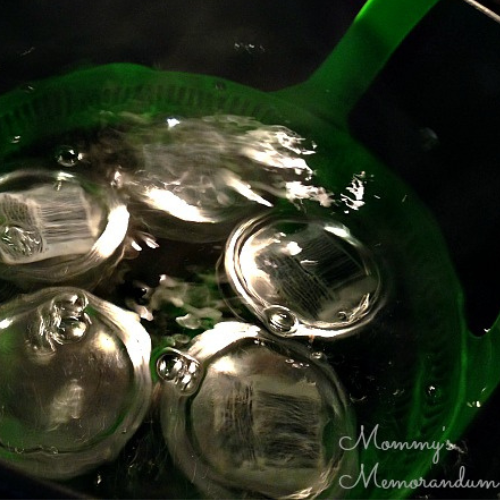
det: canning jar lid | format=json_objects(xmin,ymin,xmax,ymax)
[
  {"xmin": 158, "ymin": 320, "xmax": 358, "ymax": 499},
  {"xmin": 0, "ymin": 168, "xmax": 129, "ymax": 288},
  {"xmin": 223, "ymin": 212, "xmax": 382, "ymax": 340},
  {"xmin": 0, "ymin": 287, "xmax": 152, "ymax": 479},
  {"xmin": 121, "ymin": 115, "xmax": 315, "ymax": 243}
]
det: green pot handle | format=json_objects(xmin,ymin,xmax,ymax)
[
  {"xmin": 273, "ymin": 0, "xmax": 440, "ymax": 127},
  {"xmin": 274, "ymin": 0, "xmax": 500, "ymax": 444}
]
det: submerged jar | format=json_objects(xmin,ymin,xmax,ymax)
[
  {"xmin": 120, "ymin": 115, "xmax": 316, "ymax": 243},
  {"xmin": 222, "ymin": 212, "xmax": 383, "ymax": 340},
  {"xmin": 0, "ymin": 168, "xmax": 129, "ymax": 292},
  {"xmin": 158, "ymin": 321, "xmax": 358, "ymax": 499},
  {"xmin": 0, "ymin": 287, "xmax": 152, "ymax": 479}
]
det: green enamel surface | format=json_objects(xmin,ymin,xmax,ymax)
[{"xmin": 0, "ymin": 0, "xmax": 498, "ymax": 497}]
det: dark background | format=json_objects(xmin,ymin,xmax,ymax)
[{"xmin": 0, "ymin": 0, "xmax": 499, "ymax": 498}]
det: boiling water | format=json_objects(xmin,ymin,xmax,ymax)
[{"xmin": 0, "ymin": 111, "xmax": 458, "ymax": 498}]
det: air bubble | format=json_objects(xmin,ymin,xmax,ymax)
[
  {"xmin": 55, "ymin": 146, "xmax": 83, "ymax": 167},
  {"xmin": 157, "ymin": 354, "xmax": 183, "ymax": 381},
  {"xmin": 157, "ymin": 348, "xmax": 201, "ymax": 394},
  {"xmin": 426, "ymin": 384, "xmax": 443, "ymax": 403},
  {"xmin": 310, "ymin": 351, "xmax": 326, "ymax": 361},
  {"xmin": 57, "ymin": 319, "xmax": 88, "ymax": 342},
  {"xmin": 48, "ymin": 292, "xmax": 90, "ymax": 344},
  {"xmin": 264, "ymin": 305, "xmax": 297, "ymax": 336},
  {"xmin": 21, "ymin": 83, "xmax": 35, "ymax": 93},
  {"xmin": 466, "ymin": 400, "xmax": 482, "ymax": 408}
]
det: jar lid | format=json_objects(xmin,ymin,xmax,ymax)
[
  {"xmin": 0, "ymin": 287, "xmax": 152, "ymax": 479},
  {"xmin": 122, "ymin": 115, "xmax": 315, "ymax": 243},
  {"xmin": 223, "ymin": 213, "xmax": 382, "ymax": 340},
  {"xmin": 0, "ymin": 168, "xmax": 129, "ymax": 289},
  {"xmin": 158, "ymin": 321, "xmax": 357, "ymax": 499}
]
